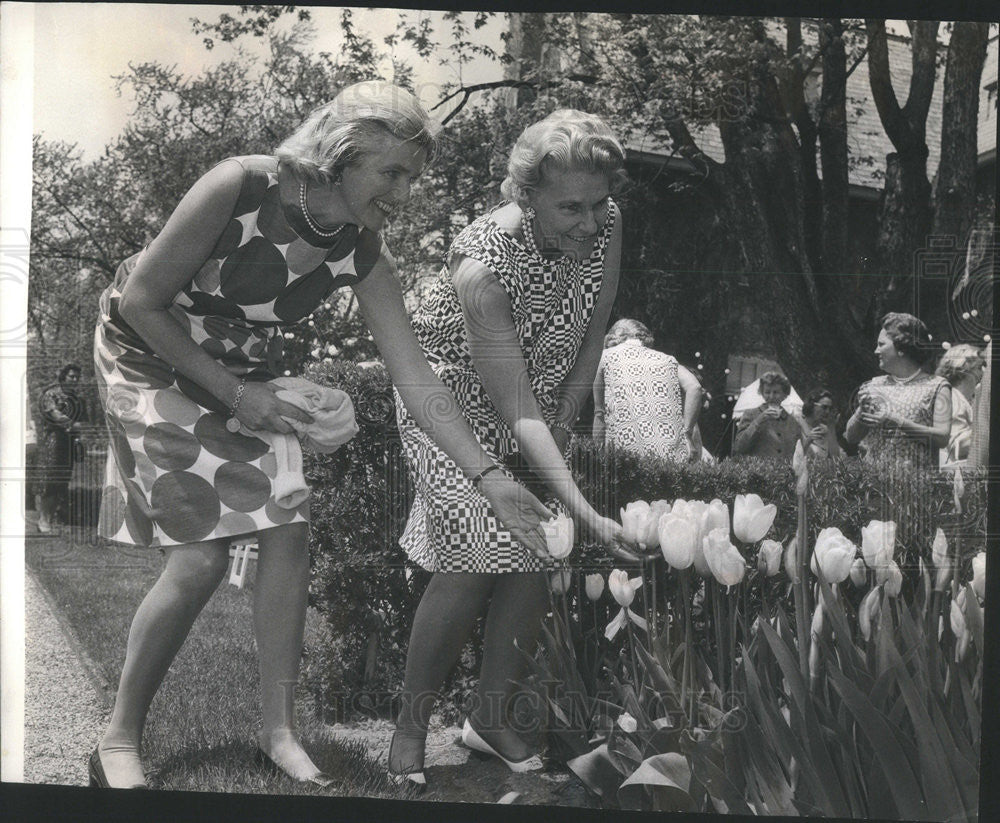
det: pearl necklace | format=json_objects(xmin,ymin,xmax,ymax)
[
  {"xmin": 298, "ymin": 181, "xmax": 346, "ymax": 239},
  {"xmin": 520, "ymin": 207, "xmax": 543, "ymax": 258},
  {"xmin": 890, "ymin": 366, "xmax": 923, "ymax": 384}
]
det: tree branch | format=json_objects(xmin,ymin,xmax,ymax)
[
  {"xmin": 903, "ymin": 20, "xmax": 940, "ymax": 125},
  {"xmin": 865, "ymin": 20, "xmax": 908, "ymax": 150}
]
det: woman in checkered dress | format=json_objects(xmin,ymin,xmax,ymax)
[{"xmin": 389, "ymin": 110, "xmax": 638, "ymax": 783}]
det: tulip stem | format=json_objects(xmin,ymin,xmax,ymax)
[
  {"xmin": 711, "ymin": 581, "xmax": 726, "ymax": 696},
  {"xmin": 625, "ymin": 620, "xmax": 642, "ymax": 700},
  {"xmin": 650, "ymin": 563, "xmax": 658, "ymax": 648},
  {"xmin": 794, "ymin": 491, "xmax": 811, "ymax": 685},
  {"xmin": 680, "ymin": 570, "xmax": 694, "ymax": 727}
]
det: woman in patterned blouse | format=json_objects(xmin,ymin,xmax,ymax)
[
  {"xmin": 592, "ymin": 319, "xmax": 703, "ymax": 462},
  {"xmin": 845, "ymin": 312, "xmax": 951, "ymax": 469}
]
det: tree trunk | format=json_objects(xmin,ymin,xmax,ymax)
[
  {"xmin": 866, "ymin": 20, "xmax": 939, "ymax": 322},
  {"xmin": 818, "ymin": 19, "xmax": 849, "ymax": 277},
  {"xmin": 930, "ymin": 21, "xmax": 990, "ymax": 341}
]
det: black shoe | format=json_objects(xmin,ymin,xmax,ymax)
[
  {"xmin": 88, "ymin": 748, "xmax": 148, "ymax": 789},
  {"xmin": 254, "ymin": 746, "xmax": 334, "ymax": 788}
]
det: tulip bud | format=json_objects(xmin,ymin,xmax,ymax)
[
  {"xmin": 792, "ymin": 440, "xmax": 807, "ymax": 477},
  {"xmin": 858, "ymin": 587, "xmax": 881, "ymax": 641},
  {"xmin": 758, "ymin": 539, "xmax": 783, "ymax": 577},
  {"xmin": 549, "ymin": 569, "xmax": 572, "ymax": 595},
  {"xmin": 732, "ymin": 493, "xmax": 778, "ymax": 544},
  {"xmin": 883, "ymin": 560, "xmax": 903, "ymax": 597},
  {"xmin": 609, "ymin": 569, "xmax": 642, "ymax": 607},
  {"xmin": 543, "ymin": 513, "xmax": 574, "ymax": 560},
  {"xmin": 972, "ymin": 552, "xmax": 986, "ymax": 602},
  {"xmin": 784, "ymin": 536, "xmax": 799, "ymax": 583},
  {"xmin": 850, "ymin": 557, "xmax": 867, "ymax": 587},
  {"xmin": 931, "ymin": 528, "xmax": 951, "ymax": 592},
  {"xmin": 950, "ymin": 589, "xmax": 967, "ymax": 639},
  {"xmin": 617, "ymin": 712, "xmax": 638, "ymax": 733},
  {"xmin": 585, "ymin": 573, "xmax": 605, "ymax": 602}
]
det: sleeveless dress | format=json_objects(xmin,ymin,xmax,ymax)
[
  {"xmin": 93, "ymin": 155, "xmax": 384, "ymax": 547},
  {"xmin": 857, "ymin": 372, "xmax": 950, "ymax": 469},
  {"xmin": 599, "ymin": 340, "xmax": 688, "ymax": 462},
  {"xmin": 395, "ymin": 201, "xmax": 616, "ymax": 573}
]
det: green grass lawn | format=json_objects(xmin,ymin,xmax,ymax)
[{"xmin": 25, "ymin": 529, "xmax": 410, "ymax": 799}]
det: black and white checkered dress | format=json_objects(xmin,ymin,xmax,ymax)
[{"xmin": 395, "ymin": 201, "xmax": 616, "ymax": 573}]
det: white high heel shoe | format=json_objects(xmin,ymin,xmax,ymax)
[{"xmin": 461, "ymin": 719, "xmax": 543, "ymax": 773}]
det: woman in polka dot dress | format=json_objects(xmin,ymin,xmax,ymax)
[
  {"xmin": 91, "ymin": 82, "xmax": 552, "ymax": 790},
  {"xmin": 845, "ymin": 312, "xmax": 952, "ymax": 469},
  {"xmin": 388, "ymin": 111, "xmax": 639, "ymax": 784}
]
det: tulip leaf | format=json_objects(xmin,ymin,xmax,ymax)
[
  {"xmin": 680, "ymin": 732, "xmax": 753, "ymax": 815},
  {"xmin": 758, "ymin": 619, "xmax": 850, "ymax": 815},
  {"xmin": 879, "ymin": 635, "xmax": 966, "ymax": 820},
  {"xmin": 825, "ymin": 665, "xmax": 928, "ymax": 820},
  {"xmin": 618, "ymin": 753, "xmax": 693, "ymax": 813},
  {"xmin": 815, "ymin": 575, "xmax": 866, "ymax": 682},
  {"xmin": 566, "ymin": 743, "xmax": 624, "ymax": 802}
]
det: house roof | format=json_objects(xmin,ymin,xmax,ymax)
[{"xmin": 626, "ymin": 28, "xmax": 998, "ymax": 191}]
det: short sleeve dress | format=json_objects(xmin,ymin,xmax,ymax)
[
  {"xmin": 599, "ymin": 340, "xmax": 688, "ymax": 462},
  {"xmin": 395, "ymin": 202, "xmax": 617, "ymax": 574},
  {"xmin": 93, "ymin": 155, "xmax": 384, "ymax": 547}
]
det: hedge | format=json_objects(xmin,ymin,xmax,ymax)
[{"xmin": 303, "ymin": 360, "xmax": 988, "ymax": 721}]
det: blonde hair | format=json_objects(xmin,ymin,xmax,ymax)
[
  {"xmin": 936, "ymin": 343, "xmax": 985, "ymax": 384},
  {"xmin": 605, "ymin": 318, "xmax": 654, "ymax": 348},
  {"xmin": 276, "ymin": 81, "xmax": 437, "ymax": 184},
  {"xmin": 500, "ymin": 109, "xmax": 627, "ymax": 207}
]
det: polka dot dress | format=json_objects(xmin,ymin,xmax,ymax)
[
  {"xmin": 94, "ymin": 155, "xmax": 383, "ymax": 547},
  {"xmin": 600, "ymin": 340, "xmax": 688, "ymax": 462},
  {"xmin": 858, "ymin": 373, "xmax": 951, "ymax": 469},
  {"xmin": 395, "ymin": 201, "xmax": 616, "ymax": 573}
]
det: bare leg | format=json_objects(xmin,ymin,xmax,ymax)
[
  {"xmin": 472, "ymin": 572, "xmax": 549, "ymax": 761},
  {"xmin": 252, "ymin": 522, "xmax": 323, "ymax": 780},
  {"xmin": 99, "ymin": 540, "xmax": 230, "ymax": 787},
  {"xmin": 390, "ymin": 572, "xmax": 495, "ymax": 774}
]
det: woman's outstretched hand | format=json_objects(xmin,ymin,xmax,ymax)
[
  {"xmin": 478, "ymin": 474, "xmax": 554, "ymax": 559},
  {"xmin": 235, "ymin": 382, "xmax": 314, "ymax": 435},
  {"xmin": 581, "ymin": 511, "xmax": 642, "ymax": 564}
]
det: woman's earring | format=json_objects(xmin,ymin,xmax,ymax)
[{"xmin": 333, "ymin": 168, "xmax": 343, "ymax": 185}]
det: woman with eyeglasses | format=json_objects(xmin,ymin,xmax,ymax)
[{"xmin": 799, "ymin": 388, "xmax": 843, "ymax": 459}]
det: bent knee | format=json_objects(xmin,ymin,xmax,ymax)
[{"xmin": 164, "ymin": 542, "xmax": 230, "ymax": 592}]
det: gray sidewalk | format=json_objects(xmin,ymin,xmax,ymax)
[{"xmin": 24, "ymin": 568, "xmax": 108, "ymax": 786}]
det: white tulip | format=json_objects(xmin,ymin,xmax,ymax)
[
  {"xmin": 585, "ymin": 573, "xmax": 605, "ymax": 602},
  {"xmin": 810, "ymin": 527, "xmax": 858, "ymax": 584},
  {"xmin": 658, "ymin": 512, "xmax": 697, "ymax": 570},
  {"xmin": 543, "ymin": 513, "xmax": 575, "ymax": 559},
  {"xmin": 950, "ymin": 589, "xmax": 967, "ymax": 639},
  {"xmin": 732, "ymin": 493, "xmax": 778, "ymax": 543},
  {"xmin": 972, "ymin": 552, "xmax": 986, "ymax": 601},
  {"xmin": 757, "ymin": 539, "xmax": 783, "ymax": 577},
  {"xmin": 644, "ymin": 500, "xmax": 671, "ymax": 548},
  {"xmin": 621, "ymin": 500, "xmax": 653, "ymax": 545},
  {"xmin": 704, "ymin": 498, "xmax": 730, "ymax": 537},
  {"xmin": 861, "ymin": 520, "xmax": 896, "ymax": 570},
  {"xmin": 617, "ymin": 712, "xmax": 638, "ymax": 733},
  {"xmin": 703, "ymin": 527, "xmax": 747, "ymax": 588},
  {"xmin": 608, "ymin": 569, "xmax": 643, "ymax": 608},
  {"xmin": 549, "ymin": 569, "xmax": 572, "ymax": 594}
]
